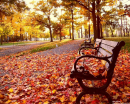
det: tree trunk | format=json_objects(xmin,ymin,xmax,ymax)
[
  {"xmin": 60, "ymin": 28, "xmax": 62, "ymax": 41},
  {"xmin": 48, "ymin": 16, "xmax": 53, "ymax": 42},
  {"xmin": 78, "ymin": 30, "xmax": 80, "ymax": 38},
  {"xmin": 30, "ymin": 35, "xmax": 32, "ymax": 41},
  {"xmin": 97, "ymin": 0, "xmax": 100, "ymax": 38},
  {"xmin": 123, "ymin": 29, "xmax": 125, "ymax": 37},
  {"xmin": 20, "ymin": 28, "xmax": 22, "ymax": 41},
  {"xmin": 121, "ymin": 15, "xmax": 123, "ymax": 37},
  {"xmin": 1, "ymin": 35, "xmax": 3, "ymax": 45},
  {"xmin": 100, "ymin": 24, "xmax": 103, "ymax": 38},
  {"xmin": 85, "ymin": 29, "xmax": 87, "ymax": 38},
  {"xmin": 88, "ymin": 1, "xmax": 91, "ymax": 38},
  {"xmin": 71, "ymin": 8, "xmax": 74, "ymax": 40},
  {"xmin": 92, "ymin": 1, "xmax": 97, "ymax": 40},
  {"xmin": 110, "ymin": 26, "xmax": 114, "ymax": 37},
  {"xmin": 105, "ymin": 25, "xmax": 109, "ymax": 37},
  {"xmin": 81, "ymin": 26, "xmax": 83, "ymax": 38},
  {"xmin": 69, "ymin": 27, "xmax": 71, "ymax": 39},
  {"xmin": 89, "ymin": 22, "xmax": 90, "ymax": 38}
]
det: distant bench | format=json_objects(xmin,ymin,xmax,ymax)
[
  {"xmin": 80, "ymin": 38, "xmax": 92, "ymax": 47},
  {"xmin": 70, "ymin": 39, "xmax": 125, "ymax": 104},
  {"xmin": 79, "ymin": 38, "xmax": 102, "ymax": 55}
]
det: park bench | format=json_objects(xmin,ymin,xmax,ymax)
[
  {"xmin": 80, "ymin": 38, "xmax": 92, "ymax": 47},
  {"xmin": 70, "ymin": 39, "xmax": 125, "ymax": 104},
  {"xmin": 79, "ymin": 38, "xmax": 102, "ymax": 55}
]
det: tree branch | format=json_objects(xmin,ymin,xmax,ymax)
[{"xmin": 74, "ymin": 0, "xmax": 92, "ymax": 12}]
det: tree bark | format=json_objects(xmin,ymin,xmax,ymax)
[
  {"xmin": 100, "ymin": 24, "xmax": 103, "ymax": 38},
  {"xmin": 85, "ymin": 29, "xmax": 87, "ymax": 38},
  {"xmin": 30, "ymin": 35, "xmax": 32, "ymax": 41},
  {"xmin": 97, "ymin": 0, "xmax": 100, "ymax": 38},
  {"xmin": 71, "ymin": 8, "xmax": 74, "ymax": 40},
  {"xmin": 81, "ymin": 26, "xmax": 83, "ymax": 38},
  {"xmin": 1, "ymin": 35, "xmax": 3, "ymax": 45},
  {"xmin": 48, "ymin": 16, "xmax": 53, "ymax": 42},
  {"xmin": 92, "ymin": 1, "xmax": 97, "ymax": 40},
  {"xmin": 60, "ymin": 28, "xmax": 62, "ymax": 41},
  {"xmin": 89, "ymin": 22, "xmax": 90, "ymax": 38},
  {"xmin": 69, "ymin": 27, "xmax": 71, "ymax": 39},
  {"xmin": 78, "ymin": 30, "xmax": 80, "ymax": 38},
  {"xmin": 110, "ymin": 26, "xmax": 114, "ymax": 37},
  {"xmin": 121, "ymin": 15, "xmax": 123, "ymax": 37}
]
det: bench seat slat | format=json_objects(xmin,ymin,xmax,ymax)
[
  {"xmin": 98, "ymin": 48, "xmax": 112, "ymax": 57},
  {"xmin": 102, "ymin": 40, "xmax": 118, "ymax": 47},
  {"xmin": 100, "ymin": 44, "xmax": 114, "ymax": 54}
]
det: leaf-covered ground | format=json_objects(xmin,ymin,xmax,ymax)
[{"xmin": 0, "ymin": 50, "xmax": 130, "ymax": 104}]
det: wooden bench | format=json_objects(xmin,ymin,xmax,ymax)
[
  {"xmin": 79, "ymin": 38, "xmax": 102, "ymax": 55},
  {"xmin": 81, "ymin": 38, "xmax": 92, "ymax": 47},
  {"xmin": 70, "ymin": 39, "xmax": 125, "ymax": 104}
]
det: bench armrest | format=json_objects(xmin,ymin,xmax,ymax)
[
  {"xmin": 74, "ymin": 55, "xmax": 111, "ymax": 72},
  {"xmin": 79, "ymin": 46, "xmax": 99, "ymax": 55}
]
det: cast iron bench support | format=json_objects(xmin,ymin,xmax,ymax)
[{"xmin": 70, "ymin": 39, "xmax": 125, "ymax": 104}]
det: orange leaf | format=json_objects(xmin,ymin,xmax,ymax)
[{"xmin": 60, "ymin": 95, "xmax": 65, "ymax": 102}]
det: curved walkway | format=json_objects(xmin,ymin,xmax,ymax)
[
  {"xmin": 0, "ymin": 42, "xmax": 48, "ymax": 57},
  {"xmin": 37, "ymin": 39, "xmax": 83, "ymax": 56}
]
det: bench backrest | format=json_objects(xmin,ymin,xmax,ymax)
[
  {"xmin": 85, "ymin": 38, "xmax": 91, "ymax": 43},
  {"xmin": 94, "ymin": 38, "xmax": 102, "ymax": 47},
  {"xmin": 97, "ymin": 40, "xmax": 125, "ymax": 76}
]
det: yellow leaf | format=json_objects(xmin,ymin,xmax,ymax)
[
  {"xmin": 37, "ymin": 82, "xmax": 40, "ymax": 85},
  {"xmin": 70, "ymin": 96, "xmax": 76, "ymax": 102},
  {"xmin": 124, "ymin": 86, "xmax": 130, "ymax": 90},
  {"xmin": 8, "ymin": 88, "xmax": 13, "ymax": 93},
  {"xmin": 5, "ymin": 100, "xmax": 11, "ymax": 103},
  {"xmin": 52, "ymin": 90, "xmax": 56, "ymax": 94},
  {"xmin": 101, "ymin": 60, "xmax": 106, "ymax": 65},
  {"xmin": 44, "ymin": 101, "xmax": 49, "ymax": 104}
]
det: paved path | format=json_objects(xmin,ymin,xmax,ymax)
[
  {"xmin": 37, "ymin": 39, "xmax": 83, "ymax": 55},
  {"xmin": 0, "ymin": 42, "xmax": 48, "ymax": 57},
  {"xmin": 0, "ymin": 40, "xmax": 83, "ymax": 57}
]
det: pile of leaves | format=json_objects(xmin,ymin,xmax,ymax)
[{"xmin": 0, "ymin": 50, "xmax": 130, "ymax": 103}]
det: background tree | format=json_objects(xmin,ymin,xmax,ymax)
[
  {"xmin": 34, "ymin": 0, "xmax": 58, "ymax": 42},
  {"xmin": 0, "ymin": 0, "xmax": 28, "ymax": 44},
  {"xmin": 61, "ymin": 0, "xmax": 80, "ymax": 40},
  {"xmin": 71, "ymin": 0, "xmax": 118, "ymax": 39}
]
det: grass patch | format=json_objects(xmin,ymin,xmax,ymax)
[
  {"xmin": 30, "ymin": 39, "xmax": 72, "ymax": 53},
  {"xmin": 0, "ymin": 41, "xmax": 48, "ymax": 46},
  {"xmin": 104, "ymin": 37, "xmax": 130, "ymax": 52}
]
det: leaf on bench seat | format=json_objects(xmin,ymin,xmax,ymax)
[
  {"xmin": 92, "ymin": 72, "xmax": 100, "ymax": 77},
  {"xmin": 101, "ymin": 60, "xmax": 107, "ymax": 65},
  {"xmin": 102, "ymin": 70, "xmax": 107, "ymax": 77}
]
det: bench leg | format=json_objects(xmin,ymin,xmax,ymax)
[{"xmin": 76, "ymin": 91, "xmax": 112, "ymax": 104}]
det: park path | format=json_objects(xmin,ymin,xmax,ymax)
[
  {"xmin": 37, "ymin": 39, "xmax": 83, "ymax": 56},
  {"xmin": 0, "ymin": 40, "xmax": 83, "ymax": 57},
  {"xmin": 0, "ymin": 42, "xmax": 48, "ymax": 57}
]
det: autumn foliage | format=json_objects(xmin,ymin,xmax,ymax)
[{"xmin": 0, "ymin": 49, "xmax": 130, "ymax": 103}]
